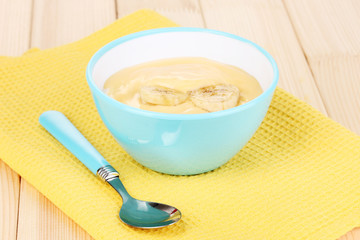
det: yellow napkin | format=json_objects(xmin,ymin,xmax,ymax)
[{"xmin": 1, "ymin": 9, "xmax": 360, "ymax": 240}]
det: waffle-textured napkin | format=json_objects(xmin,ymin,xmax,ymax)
[{"xmin": 1, "ymin": 9, "xmax": 360, "ymax": 240}]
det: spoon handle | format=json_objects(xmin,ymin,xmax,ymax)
[{"xmin": 39, "ymin": 110, "xmax": 110, "ymax": 175}]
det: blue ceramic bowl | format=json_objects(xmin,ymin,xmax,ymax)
[{"xmin": 86, "ymin": 27, "xmax": 278, "ymax": 175}]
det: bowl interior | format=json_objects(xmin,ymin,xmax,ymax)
[{"xmin": 91, "ymin": 28, "xmax": 275, "ymax": 94}]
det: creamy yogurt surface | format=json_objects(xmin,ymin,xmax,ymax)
[{"xmin": 103, "ymin": 57, "xmax": 263, "ymax": 114}]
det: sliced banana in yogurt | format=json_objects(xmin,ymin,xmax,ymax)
[
  {"xmin": 140, "ymin": 86, "xmax": 189, "ymax": 106},
  {"xmin": 140, "ymin": 84, "xmax": 241, "ymax": 112},
  {"xmin": 190, "ymin": 84, "xmax": 240, "ymax": 112}
]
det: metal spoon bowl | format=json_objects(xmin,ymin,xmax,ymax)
[
  {"xmin": 39, "ymin": 111, "xmax": 181, "ymax": 228},
  {"xmin": 100, "ymin": 165, "xmax": 181, "ymax": 228}
]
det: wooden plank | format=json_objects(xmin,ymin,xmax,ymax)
[
  {"xmin": 308, "ymin": 56, "xmax": 360, "ymax": 134},
  {"xmin": 283, "ymin": 0, "xmax": 360, "ymax": 134},
  {"xmin": 339, "ymin": 227, "xmax": 360, "ymax": 240},
  {"xmin": 0, "ymin": 162, "xmax": 20, "ymax": 240},
  {"xmin": 17, "ymin": 181, "xmax": 92, "ymax": 240},
  {"xmin": 31, "ymin": 0, "xmax": 116, "ymax": 49},
  {"xmin": 116, "ymin": 0, "xmax": 204, "ymax": 27},
  {"xmin": 16, "ymin": 0, "xmax": 116, "ymax": 239},
  {"xmin": 199, "ymin": 0, "xmax": 327, "ymax": 114},
  {"xmin": 0, "ymin": 1, "xmax": 32, "ymax": 239},
  {"xmin": 283, "ymin": 0, "xmax": 360, "ymax": 56},
  {"xmin": 0, "ymin": 0, "xmax": 32, "ymax": 56}
]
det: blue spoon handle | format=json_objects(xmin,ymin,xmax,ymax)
[{"xmin": 39, "ymin": 110, "xmax": 109, "ymax": 175}]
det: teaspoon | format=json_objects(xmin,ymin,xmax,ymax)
[{"xmin": 39, "ymin": 111, "xmax": 181, "ymax": 228}]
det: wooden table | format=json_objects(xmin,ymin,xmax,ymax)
[{"xmin": 0, "ymin": 0, "xmax": 359, "ymax": 239}]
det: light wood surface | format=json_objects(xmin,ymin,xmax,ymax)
[
  {"xmin": 284, "ymin": 0, "xmax": 360, "ymax": 134},
  {"xmin": 0, "ymin": 0, "xmax": 359, "ymax": 239},
  {"xmin": 0, "ymin": 161, "xmax": 20, "ymax": 240}
]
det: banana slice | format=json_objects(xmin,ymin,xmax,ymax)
[
  {"xmin": 190, "ymin": 84, "xmax": 240, "ymax": 112},
  {"xmin": 140, "ymin": 86, "xmax": 188, "ymax": 106}
]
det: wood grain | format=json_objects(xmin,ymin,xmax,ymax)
[
  {"xmin": 283, "ymin": 0, "xmax": 360, "ymax": 56},
  {"xmin": 31, "ymin": 0, "xmax": 116, "ymax": 49},
  {"xmin": 0, "ymin": 0, "xmax": 32, "ymax": 56},
  {"xmin": 339, "ymin": 227, "xmax": 360, "ymax": 240},
  {"xmin": 284, "ymin": 0, "xmax": 360, "ymax": 134},
  {"xmin": 0, "ymin": 162, "xmax": 20, "ymax": 240},
  {"xmin": 116, "ymin": 0, "xmax": 204, "ymax": 27},
  {"xmin": 17, "ymin": 181, "xmax": 92, "ymax": 240}
]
